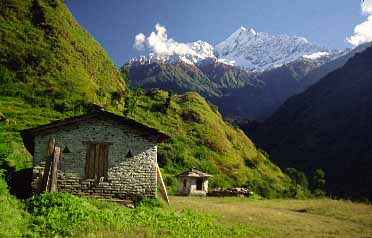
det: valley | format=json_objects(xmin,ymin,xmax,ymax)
[{"xmin": 0, "ymin": 0, "xmax": 372, "ymax": 237}]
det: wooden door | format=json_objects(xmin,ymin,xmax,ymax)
[{"xmin": 85, "ymin": 143, "xmax": 109, "ymax": 180}]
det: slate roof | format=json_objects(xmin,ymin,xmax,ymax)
[{"xmin": 20, "ymin": 108, "xmax": 171, "ymax": 155}]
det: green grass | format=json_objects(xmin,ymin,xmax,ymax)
[
  {"xmin": 2, "ymin": 190, "xmax": 370, "ymax": 238},
  {"xmin": 24, "ymin": 192, "xmax": 258, "ymax": 238},
  {"xmin": 169, "ymin": 196, "xmax": 372, "ymax": 238}
]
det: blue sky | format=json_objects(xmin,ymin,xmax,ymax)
[{"xmin": 65, "ymin": 0, "xmax": 364, "ymax": 66}]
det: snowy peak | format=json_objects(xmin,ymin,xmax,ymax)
[
  {"xmin": 127, "ymin": 41, "xmax": 217, "ymax": 66},
  {"xmin": 215, "ymin": 27, "xmax": 327, "ymax": 72},
  {"xmin": 231, "ymin": 26, "xmax": 257, "ymax": 38},
  {"xmin": 128, "ymin": 26, "xmax": 343, "ymax": 72}
]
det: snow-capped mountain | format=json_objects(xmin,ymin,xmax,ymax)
[
  {"xmin": 128, "ymin": 26, "xmax": 346, "ymax": 72},
  {"xmin": 127, "ymin": 41, "xmax": 217, "ymax": 66},
  {"xmin": 124, "ymin": 26, "xmax": 357, "ymax": 120},
  {"xmin": 215, "ymin": 27, "xmax": 341, "ymax": 72}
]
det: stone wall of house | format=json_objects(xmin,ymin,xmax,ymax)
[{"xmin": 32, "ymin": 117, "xmax": 158, "ymax": 201}]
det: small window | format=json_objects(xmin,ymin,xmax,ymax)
[
  {"xmin": 85, "ymin": 143, "xmax": 109, "ymax": 180},
  {"xmin": 196, "ymin": 178, "xmax": 203, "ymax": 190}
]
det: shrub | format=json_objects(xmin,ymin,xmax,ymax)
[
  {"xmin": 26, "ymin": 193, "xmax": 93, "ymax": 236},
  {"xmin": 25, "ymin": 193, "xmax": 245, "ymax": 237}
]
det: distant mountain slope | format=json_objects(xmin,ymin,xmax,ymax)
[
  {"xmin": 125, "ymin": 52, "xmax": 345, "ymax": 120},
  {"xmin": 211, "ymin": 57, "xmax": 331, "ymax": 120},
  {"xmin": 125, "ymin": 27, "xmax": 349, "ymax": 120},
  {"xmin": 299, "ymin": 42, "xmax": 372, "ymax": 92},
  {"xmin": 123, "ymin": 61, "xmax": 223, "ymax": 97},
  {"xmin": 0, "ymin": 0, "xmax": 126, "ymax": 110},
  {"xmin": 124, "ymin": 59, "xmax": 261, "ymax": 98},
  {"xmin": 255, "ymin": 45, "xmax": 372, "ymax": 200}
]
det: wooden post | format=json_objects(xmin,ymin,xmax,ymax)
[
  {"xmin": 38, "ymin": 139, "xmax": 55, "ymax": 193},
  {"xmin": 49, "ymin": 146, "xmax": 61, "ymax": 192},
  {"xmin": 156, "ymin": 164, "xmax": 169, "ymax": 204}
]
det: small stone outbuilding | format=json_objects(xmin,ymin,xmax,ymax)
[
  {"xmin": 178, "ymin": 169, "xmax": 212, "ymax": 196},
  {"xmin": 21, "ymin": 108, "xmax": 170, "ymax": 201}
]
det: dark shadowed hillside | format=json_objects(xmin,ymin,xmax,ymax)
[
  {"xmin": 210, "ymin": 59, "xmax": 322, "ymax": 120},
  {"xmin": 255, "ymin": 46, "xmax": 372, "ymax": 200}
]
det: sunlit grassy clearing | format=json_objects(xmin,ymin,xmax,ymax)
[{"xmin": 168, "ymin": 196, "xmax": 372, "ymax": 238}]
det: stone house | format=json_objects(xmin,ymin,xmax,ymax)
[
  {"xmin": 21, "ymin": 109, "xmax": 170, "ymax": 201},
  {"xmin": 178, "ymin": 169, "xmax": 212, "ymax": 196}
]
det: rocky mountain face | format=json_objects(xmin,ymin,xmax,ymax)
[
  {"xmin": 215, "ymin": 27, "xmax": 340, "ymax": 72},
  {"xmin": 125, "ymin": 27, "xmax": 350, "ymax": 120},
  {"xmin": 254, "ymin": 46, "xmax": 372, "ymax": 200}
]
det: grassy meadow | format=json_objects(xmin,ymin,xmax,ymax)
[
  {"xmin": 168, "ymin": 196, "xmax": 372, "ymax": 238},
  {"xmin": 2, "ymin": 188, "xmax": 371, "ymax": 238}
]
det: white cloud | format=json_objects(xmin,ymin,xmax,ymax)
[
  {"xmin": 133, "ymin": 23, "xmax": 193, "ymax": 56},
  {"xmin": 362, "ymin": 0, "xmax": 372, "ymax": 14},
  {"xmin": 347, "ymin": 0, "xmax": 372, "ymax": 46},
  {"xmin": 134, "ymin": 33, "xmax": 146, "ymax": 50},
  {"xmin": 347, "ymin": 15, "xmax": 372, "ymax": 46}
]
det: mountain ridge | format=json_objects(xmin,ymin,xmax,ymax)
[{"xmin": 128, "ymin": 26, "xmax": 347, "ymax": 73}]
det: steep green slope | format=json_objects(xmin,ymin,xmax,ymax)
[
  {"xmin": 124, "ymin": 89, "xmax": 291, "ymax": 197},
  {"xmin": 0, "ymin": 0, "xmax": 126, "ymax": 110},
  {"xmin": 1, "ymin": 91, "xmax": 292, "ymax": 198},
  {"xmin": 256, "ymin": 46, "xmax": 372, "ymax": 200}
]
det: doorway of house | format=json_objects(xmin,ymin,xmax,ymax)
[{"xmin": 196, "ymin": 178, "xmax": 203, "ymax": 190}]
